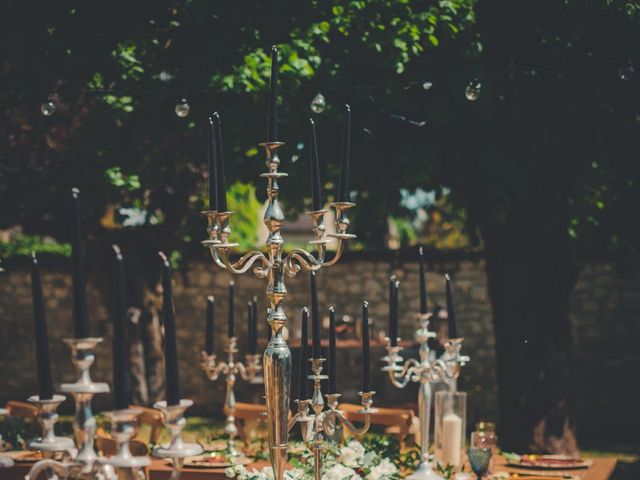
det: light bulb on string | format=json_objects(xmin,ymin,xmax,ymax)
[
  {"xmin": 618, "ymin": 60, "xmax": 634, "ymax": 81},
  {"xmin": 175, "ymin": 98, "xmax": 190, "ymax": 117},
  {"xmin": 310, "ymin": 93, "xmax": 326, "ymax": 113},
  {"xmin": 465, "ymin": 79, "xmax": 482, "ymax": 101},
  {"xmin": 40, "ymin": 94, "xmax": 57, "ymax": 116}
]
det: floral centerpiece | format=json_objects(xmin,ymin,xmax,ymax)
[{"xmin": 225, "ymin": 438, "xmax": 403, "ymax": 480}]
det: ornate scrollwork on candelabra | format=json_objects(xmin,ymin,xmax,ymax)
[
  {"xmin": 381, "ymin": 314, "xmax": 469, "ymax": 480},
  {"xmin": 201, "ymin": 141, "xmax": 356, "ymax": 480},
  {"xmin": 288, "ymin": 358, "xmax": 376, "ymax": 480},
  {"xmin": 201, "ymin": 336, "xmax": 263, "ymax": 456}
]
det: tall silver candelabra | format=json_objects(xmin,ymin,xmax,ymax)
[
  {"xmin": 288, "ymin": 358, "xmax": 376, "ymax": 480},
  {"xmin": 26, "ymin": 338, "xmax": 150, "ymax": 480},
  {"xmin": 201, "ymin": 336, "xmax": 263, "ymax": 456},
  {"xmin": 202, "ymin": 141, "xmax": 356, "ymax": 480},
  {"xmin": 382, "ymin": 314, "xmax": 469, "ymax": 480}
]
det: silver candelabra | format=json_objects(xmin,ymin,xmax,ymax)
[
  {"xmin": 202, "ymin": 140, "xmax": 356, "ymax": 480},
  {"xmin": 382, "ymin": 314, "xmax": 469, "ymax": 480},
  {"xmin": 24, "ymin": 338, "xmax": 179, "ymax": 480},
  {"xmin": 289, "ymin": 358, "xmax": 376, "ymax": 480},
  {"xmin": 201, "ymin": 336, "xmax": 263, "ymax": 456}
]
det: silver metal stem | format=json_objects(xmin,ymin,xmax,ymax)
[
  {"xmin": 201, "ymin": 139, "xmax": 357, "ymax": 480},
  {"xmin": 200, "ymin": 337, "xmax": 263, "ymax": 457},
  {"xmin": 152, "ymin": 399, "xmax": 203, "ymax": 480},
  {"xmin": 381, "ymin": 315, "xmax": 470, "ymax": 480},
  {"xmin": 60, "ymin": 337, "xmax": 110, "ymax": 471}
]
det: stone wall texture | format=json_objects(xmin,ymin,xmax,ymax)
[{"xmin": 0, "ymin": 253, "xmax": 638, "ymax": 444}]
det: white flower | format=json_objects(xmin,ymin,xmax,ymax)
[
  {"xmin": 366, "ymin": 458, "xmax": 397, "ymax": 480},
  {"xmin": 225, "ymin": 467, "xmax": 236, "ymax": 478},
  {"xmin": 324, "ymin": 464, "xmax": 359, "ymax": 480},
  {"xmin": 340, "ymin": 440, "xmax": 366, "ymax": 467}
]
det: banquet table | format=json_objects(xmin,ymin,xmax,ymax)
[{"xmin": 0, "ymin": 455, "xmax": 618, "ymax": 480}]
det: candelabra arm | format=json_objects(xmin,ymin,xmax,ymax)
[
  {"xmin": 237, "ymin": 356, "xmax": 263, "ymax": 382},
  {"xmin": 316, "ymin": 238, "xmax": 347, "ymax": 268},
  {"xmin": 25, "ymin": 459, "xmax": 78, "ymax": 480},
  {"xmin": 214, "ymin": 248, "xmax": 271, "ymax": 278},
  {"xmin": 200, "ymin": 352, "xmax": 227, "ymax": 381},
  {"xmin": 325, "ymin": 391, "xmax": 376, "ymax": 437}
]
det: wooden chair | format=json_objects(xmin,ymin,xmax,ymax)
[
  {"xmin": 340, "ymin": 404, "xmax": 414, "ymax": 445},
  {"xmin": 233, "ymin": 402, "xmax": 267, "ymax": 440},
  {"xmin": 131, "ymin": 405, "xmax": 164, "ymax": 446},
  {"xmin": 5, "ymin": 401, "xmax": 38, "ymax": 419}
]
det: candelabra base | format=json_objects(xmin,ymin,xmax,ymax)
[{"xmin": 406, "ymin": 461, "xmax": 445, "ymax": 480}]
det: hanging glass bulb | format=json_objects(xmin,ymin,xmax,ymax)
[
  {"xmin": 40, "ymin": 94, "xmax": 57, "ymax": 116},
  {"xmin": 310, "ymin": 93, "xmax": 326, "ymax": 113},
  {"xmin": 618, "ymin": 61, "xmax": 634, "ymax": 81},
  {"xmin": 174, "ymin": 98, "xmax": 190, "ymax": 117},
  {"xmin": 465, "ymin": 79, "xmax": 482, "ymax": 101}
]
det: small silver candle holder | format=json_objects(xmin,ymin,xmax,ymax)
[
  {"xmin": 101, "ymin": 408, "xmax": 150, "ymax": 480},
  {"xmin": 60, "ymin": 337, "xmax": 110, "ymax": 469},
  {"xmin": 288, "ymin": 357, "xmax": 377, "ymax": 480},
  {"xmin": 152, "ymin": 399, "xmax": 203, "ymax": 480},
  {"xmin": 201, "ymin": 336, "xmax": 263, "ymax": 457},
  {"xmin": 27, "ymin": 395, "xmax": 75, "ymax": 457},
  {"xmin": 381, "ymin": 314, "xmax": 469, "ymax": 480}
]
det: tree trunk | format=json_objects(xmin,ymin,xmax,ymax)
[{"xmin": 478, "ymin": 186, "xmax": 579, "ymax": 454}]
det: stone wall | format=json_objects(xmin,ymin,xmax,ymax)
[{"xmin": 0, "ymin": 252, "xmax": 638, "ymax": 444}]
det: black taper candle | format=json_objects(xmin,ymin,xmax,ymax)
[
  {"xmin": 70, "ymin": 188, "xmax": 90, "ymax": 338},
  {"xmin": 309, "ymin": 118, "xmax": 322, "ymax": 211},
  {"xmin": 30, "ymin": 253, "xmax": 53, "ymax": 400},
  {"xmin": 213, "ymin": 112, "xmax": 227, "ymax": 212},
  {"xmin": 267, "ymin": 45, "xmax": 278, "ymax": 142},
  {"xmin": 159, "ymin": 252, "xmax": 180, "ymax": 406},
  {"xmin": 445, "ymin": 274, "xmax": 459, "ymax": 339},
  {"xmin": 361, "ymin": 301, "xmax": 370, "ymax": 392},
  {"xmin": 328, "ymin": 306, "xmax": 337, "ymax": 394},
  {"xmin": 251, "ymin": 296, "xmax": 258, "ymax": 354},
  {"xmin": 208, "ymin": 116, "xmax": 218, "ymax": 211},
  {"xmin": 112, "ymin": 245, "xmax": 131, "ymax": 410},
  {"xmin": 388, "ymin": 276, "xmax": 398, "ymax": 346},
  {"xmin": 310, "ymin": 272, "xmax": 321, "ymax": 358},
  {"xmin": 247, "ymin": 301, "xmax": 254, "ymax": 354},
  {"xmin": 228, "ymin": 281, "xmax": 235, "ymax": 338},
  {"xmin": 299, "ymin": 307, "xmax": 309, "ymax": 400},
  {"xmin": 418, "ymin": 246, "xmax": 428, "ymax": 315},
  {"xmin": 338, "ymin": 105, "xmax": 352, "ymax": 202},
  {"xmin": 205, "ymin": 296, "xmax": 214, "ymax": 355}
]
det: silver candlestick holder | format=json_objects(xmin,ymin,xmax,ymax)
[
  {"xmin": 288, "ymin": 358, "xmax": 377, "ymax": 480},
  {"xmin": 28, "ymin": 409, "xmax": 154, "ymax": 480},
  {"xmin": 27, "ymin": 394, "xmax": 75, "ymax": 476},
  {"xmin": 201, "ymin": 140, "xmax": 356, "ymax": 480},
  {"xmin": 201, "ymin": 336, "xmax": 263, "ymax": 457},
  {"xmin": 26, "ymin": 340, "xmax": 150, "ymax": 480},
  {"xmin": 60, "ymin": 337, "xmax": 110, "ymax": 470},
  {"xmin": 152, "ymin": 399, "xmax": 203, "ymax": 480},
  {"xmin": 382, "ymin": 314, "xmax": 469, "ymax": 480},
  {"xmin": 101, "ymin": 408, "xmax": 150, "ymax": 480}
]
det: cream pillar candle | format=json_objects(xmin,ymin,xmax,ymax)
[{"xmin": 442, "ymin": 411, "xmax": 463, "ymax": 466}]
